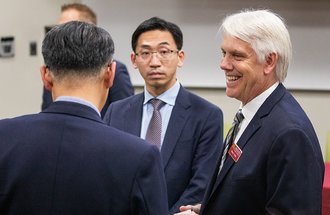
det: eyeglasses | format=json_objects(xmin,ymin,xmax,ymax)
[{"xmin": 135, "ymin": 49, "xmax": 179, "ymax": 61}]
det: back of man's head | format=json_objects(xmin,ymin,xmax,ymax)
[{"xmin": 42, "ymin": 21, "xmax": 114, "ymax": 80}]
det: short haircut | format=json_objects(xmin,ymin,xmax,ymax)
[
  {"xmin": 61, "ymin": 3, "xmax": 97, "ymax": 25},
  {"xmin": 42, "ymin": 21, "xmax": 114, "ymax": 80},
  {"xmin": 220, "ymin": 9, "xmax": 292, "ymax": 82},
  {"xmin": 131, "ymin": 17, "xmax": 183, "ymax": 52}
]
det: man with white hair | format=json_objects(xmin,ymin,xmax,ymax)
[{"xmin": 176, "ymin": 9, "xmax": 324, "ymax": 215}]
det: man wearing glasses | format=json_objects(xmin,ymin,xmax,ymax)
[{"xmin": 103, "ymin": 17, "xmax": 223, "ymax": 214}]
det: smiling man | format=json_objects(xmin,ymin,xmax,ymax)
[
  {"xmin": 177, "ymin": 9, "xmax": 324, "ymax": 215},
  {"xmin": 103, "ymin": 17, "xmax": 223, "ymax": 214}
]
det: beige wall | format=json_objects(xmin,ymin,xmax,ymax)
[
  {"xmin": 86, "ymin": 0, "xmax": 330, "ymax": 91},
  {"xmin": 0, "ymin": 0, "xmax": 76, "ymax": 118}
]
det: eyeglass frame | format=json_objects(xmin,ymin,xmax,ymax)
[{"xmin": 134, "ymin": 48, "xmax": 180, "ymax": 61}]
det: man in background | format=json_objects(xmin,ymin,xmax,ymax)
[
  {"xmin": 0, "ymin": 21, "xmax": 168, "ymax": 215},
  {"xmin": 42, "ymin": 3, "xmax": 134, "ymax": 117},
  {"xmin": 104, "ymin": 17, "xmax": 223, "ymax": 214},
  {"xmin": 176, "ymin": 9, "xmax": 324, "ymax": 215}
]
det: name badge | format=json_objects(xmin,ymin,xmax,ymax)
[{"xmin": 228, "ymin": 143, "xmax": 242, "ymax": 162}]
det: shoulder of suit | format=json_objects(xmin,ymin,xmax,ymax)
[
  {"xmin": 177, "ymin": 87, "xmax": 222, "ymax": 111},
  {"xmin": 110, "ymin": 93, "xmax": 142, "ymax": 107}
]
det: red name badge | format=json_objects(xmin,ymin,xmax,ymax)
[{"xmin": 228, "ymin": 143, "xmax": 242, "ymax": 162}]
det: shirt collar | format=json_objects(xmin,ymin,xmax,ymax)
[
  {"xmin": 143, "ymin": 80, "xmax": 180, "ymax": 106},
  {"xmin": 240, "ymin": 82, "xmax": 279, "ymax": 122},
  {"xmin": 55, "ymin": 96, "xmax": 101, "ymax": 116}
]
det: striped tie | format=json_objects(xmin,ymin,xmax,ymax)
[{"xmin": 218, "ymin": 109, "xmax": 244, "ymax": 173}]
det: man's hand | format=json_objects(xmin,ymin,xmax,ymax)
[{"xmin": 173, "ymin": 204, "xmax": 201, "ymax": 215}]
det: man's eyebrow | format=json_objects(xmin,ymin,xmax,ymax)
[
  {"xmin": 159, "ymin": 42, "xmax": 170, "ymax": 46},
  {"xmin": 139, "ymin": 42, "xmax": 171, "ymax": 49},
  {"xmin": 139, "ymin": 44, "xmax": 152, "ymax": 49},
  {"xmin": 227, "ymin": 49, "xmax": 247, "ymax": 57}
]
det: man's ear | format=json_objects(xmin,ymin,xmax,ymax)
[
  {"xmin": 264, "ymin": 52, "xmax": 278, "ymax": 75},
  {"xmin": 130, "ymin": 52, "xmax": 138, "ymax": 69},
  {"xmin": 104, "ymin": 61, "xmax": 116, "ymax": 88},
  {"xmin": 177, "ymin": 50, "xmax": 185, "ymax": 68},
  {"xmin": 40, "ymin": 66, "xmax": 53, "ymax": 91}
]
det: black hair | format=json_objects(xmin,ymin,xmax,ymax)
[
  {"xmin": 131, "ymin": 17, "xmax": 183, "ymax": 52},
  {"xmin": 42, "ymin": 21, "xmax": 114, "ymax": 78}
]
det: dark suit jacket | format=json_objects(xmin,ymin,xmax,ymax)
[
  {"xmin": 201, "ymin": 83, "xmax": 324, "ymax": 215},
  {"xmin": 103, "ymin": 86, "xmax": 223, "ymax": 213},
  {"xmin": 41, "ymin": 60, "xmax": 134, "ymax": 117},
  {"xmin": 0, "ymin": 101, "xmax": 168, "ymax": 215}
]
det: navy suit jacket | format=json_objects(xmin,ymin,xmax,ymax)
[
  {"xmin": 41, "ymin": 60, "xmax": 134, "ymax": 117},
  {"xmin": 103, "ymin": 86, "xmax": 223, "ymax": 213},
  {"xmin": 201, "ymin": 84, "xmax": 324, "ymax": 215},
  {"xmin": 0, "ymin": 101, "xmax": 168, "ymax": 215}
]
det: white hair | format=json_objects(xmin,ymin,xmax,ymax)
[{"xmin": 220, "ymin": 9, "xmax": 292, "ymax": 82}]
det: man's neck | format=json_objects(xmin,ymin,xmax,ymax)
[{"xmin": 52, "ymin": 83, "xmax": 107, "ymax": 112}]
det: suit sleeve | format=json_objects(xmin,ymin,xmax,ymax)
[
  {"xmin": 130, "ymin": 145, "xmax": 169, "ymax": 215},
  {"xmin": 170, "ymin": 107, "xmax": 223, "ymax": 213},
  {"xmin": 266, "ymin": 128, "xmax": 324, "ymax": 214}
]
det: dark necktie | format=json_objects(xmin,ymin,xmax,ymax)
[
  {"xmin": 145, "ymin": 99, "xmax": 165, "ymax": 148},
  {"xmin": 218, "ymin": 109, "xmax": 244, "ymax": 173}
]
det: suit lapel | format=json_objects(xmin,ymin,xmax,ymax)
[
  {"xmin": 124, "ymin": 94, "xmax": 144, "ymax": 136},
  {"xmin": 209, "ymin": 119, "xmax": 261, "ymax": 196},
  {"xmin": 207, "ymin": 83, "xmax": 287, "ymax": 200},
  {"xmin": 161, "ymin": 87, "xmax": 191, "ymax": 169}
]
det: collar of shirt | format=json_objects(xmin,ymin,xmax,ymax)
[
  {"xmin": 235, "ymin": 82, "xmax": 279, "ymax": 142},
  {"xmin": 140, "ymin": 80, "xmax": 180, "ymax": 147},
  {"xmin": 55, "ymin": 96, "xmax": 101, "ymax": 117},
  {"xmin": 143, "ymin": 80, "xmax": 180, "ymax": 106}
]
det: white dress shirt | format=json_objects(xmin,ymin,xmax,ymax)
[{"xmin": 235, "ymin": 82, "xmax": 279, "ymax": 142}]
